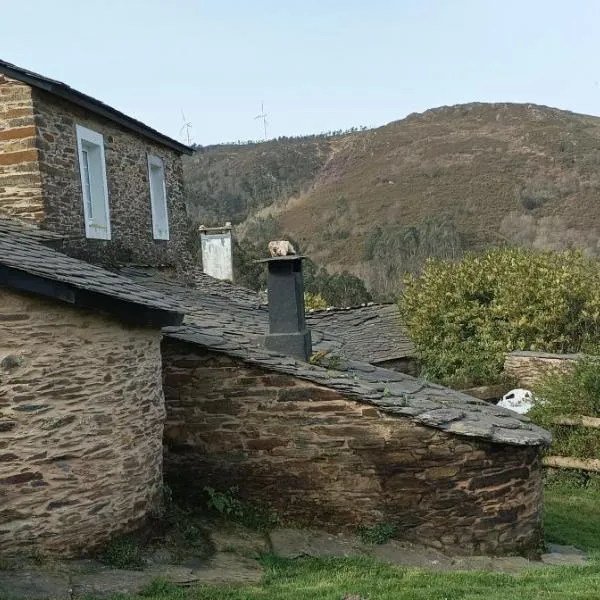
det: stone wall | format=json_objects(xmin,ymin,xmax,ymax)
[
  {"xmin": 0, "ymin": 76, "xmax": 44, "ymax": 221},
  {"xmin": 29, "ymin": 88, "xmax": 190, "ymax": 268},
  {"xmin": 162, "ymin": 339, "xmax": 544, "ymax": 556},
  {"xmin": 0, "ymin": 287, "xmax": 165, "ymax": 556},
  {"xmin": 504, "ymin": 351, "xmax": 580, "ymax": 389}
]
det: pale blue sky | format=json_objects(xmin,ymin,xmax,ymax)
[{"xmin": 3, "ymin": 1, "xmax": 600, "ymax": 145}]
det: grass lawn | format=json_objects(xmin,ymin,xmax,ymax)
[
  {"xmin": 544, "ymin": 482, "xmax": 600, "ymax": 553},
  {"xmin": 112, "ymin": 483, "xmax": 600, "ymax": 600}
]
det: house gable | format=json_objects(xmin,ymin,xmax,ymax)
[
  {"xmin": 31, "ymin": 87, "xmax": 191, "ymax": 268},
  {"xmin": 0, "ymin": 59, "xmax": 191, "ymax": 155},
  {"xmin": 0, "ymin": 60, "xmax": 193, "ymax": 270}
]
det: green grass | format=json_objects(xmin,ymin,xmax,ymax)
[
  {"xmin": 544, "ymin": 481, "xmax": 600, "ymax": 553},
  {"xmin": 127, "ymin": 558, "xmax": 600, "ymax": 600},
  {"xmin": 107, "ymin": 484, "xmax": 600, "ymax": 599}
]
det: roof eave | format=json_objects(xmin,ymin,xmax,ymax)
[
  {"xmin": 0, "ymin": 265, "xmax": 184, "ymax": 327},
  {"xmin": 0, "ymin": 61, "xmax": 193, "ymax": 156}
]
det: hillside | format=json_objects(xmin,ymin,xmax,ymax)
[
  {"xmin": 184, "ymin": 135, "xmax": 335, "ymax": 225},
  {"xmin": 184, "ymin": 103, "xmax": 600, "ymax": 298}
]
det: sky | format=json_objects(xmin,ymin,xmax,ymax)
[{"xmin": 3, "ymin": 0, "xmax": 600, "ymax": 145}]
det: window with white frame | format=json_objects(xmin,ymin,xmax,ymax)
[
  {"xmin": 75, "ymin": 125, "xmax": 111, "ymax": 240},
  {"xmin": 147, "ymin": 154, "xmax": 169, "ymax": 240}
]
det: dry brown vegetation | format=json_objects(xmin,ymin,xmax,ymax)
[{"xmin": 185, "ymin": 102, "xmax": 600, "ymax": 298}]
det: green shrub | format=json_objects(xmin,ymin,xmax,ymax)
[
  {"xmin": 203, "ymin": 486, "xmax": 280, "ymax": 531},
  {"xmin": 399, "ymin": 248, "xmax": 600, "ymax": 387},
  {"xmin": 304, "ymin": 292, "xmax": 328, "ymax": 311},
  {"xmin": 356, "ymin": 523, "xmax": 396, "ymax": 545},
  {"xmin": 305, "ymin": 266, "xmax": 372, "ymax": 307},
  {"xmin": 530, "ymin": 357, "xmax": 600, "ymax": 460},
  {"xmin": 544, "ymin": 466, "xmax": 600, "ymax": 490},
  {"xmin": 204, "ymin": 486, "xmax": 244, "ymax": 518},
  {"xmin": 100, "ymin": 535, "xmax": 145, "ymax": 570}
]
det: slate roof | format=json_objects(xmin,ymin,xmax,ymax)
[
  {"xmin": 120, "ymin": 268, "xmax": 415, "ymax": 364},
  {"xmin": 166, "ymin": 323, "xmax": 550, "ymax": 446},
  {"xmin": 306, "ymin": 304, "xmax": 415, "ymax": 362},
  {"xmin": 0, "ymin": 217, "xmax": 65, "ymax": 242},
  {"xmin": 120, "ymin": 267, "xmax": 267, "ymax": 338},
  {"xmin": 0, "ymin": 221, "xmax": 183, "ymax": 321},
  {"xmin": 0, "ymin": 59, "xmax": 192, "ymax": 155},
  {"xmin": 122, "ymin": 268, "xmax": 550, "ymax": 447}
]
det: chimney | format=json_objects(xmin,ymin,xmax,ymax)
[
  {"xmin": 199, "ymin": 222, "xmax": 233, "ymax": 281},
  {"xmin": 257, "ymin": 255, "xmax": 312, "ymax": 361}
]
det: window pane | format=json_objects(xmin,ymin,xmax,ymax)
[
  {"xmin": 81, "ymin": 149, "xmax": 93, "ymax": 219},
  {"xmin": 149, "ymin": 158, "xmax": 169, "ymax": 239},
  {"xmin": 77, "ymin": 125, "xmax": 110, "ymax": 240}
]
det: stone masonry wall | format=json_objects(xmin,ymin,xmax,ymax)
[
  {"xmin": 30, "ymin": 88, "xmax": 190, "ymax": 268},
  {"xmin": 0, "ymin": 76, "xmax": 44, "ymax": 220},
  {"xmin": 504, "ymin": 351, "xmax": 580, "ymax": 389},
  {"xmin": 162, "ymin": 340, "xmax": 544, "ymax": 556},
  {"xmin": 0, "ymin": 287, "xmax": 165, "ymax": 557}
]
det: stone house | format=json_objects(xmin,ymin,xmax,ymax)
[
  {"xmin": 0, "ymin": 60, "xmax": 552, "ymax": 557},
  {"xmin": 0, "ymin": 59, "xmax": 193, "ymax": 268},
  {"xmin": 125, "ymin": 265, "xmax": 551, "ymax": 556},
  {"xmin": 0, "ymin": 221, "xmax": 183, "ymax": 556}
]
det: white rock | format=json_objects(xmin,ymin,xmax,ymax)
[
  {"xmin": 497, "ymin": 388, "xmax": 534, "ymax": 414},
  {"xmin": 268, "ymin": 240, "xmax": 296, "ymax": 257}
]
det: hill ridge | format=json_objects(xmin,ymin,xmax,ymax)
[{"xmin": 184, "ymin": 101, "xmax": 600, "ymax": 298}]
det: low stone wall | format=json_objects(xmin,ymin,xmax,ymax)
[
  {"xmin": 0, "ymin": 288, "xmax": 165, "ymax": 556},
  {"xmin": 162, "ymin": 339, "xmax": 544, "ymax": 556},
  {"xmin": 504, "ymin": 351, "xmax": 580, "ymax": 389}
]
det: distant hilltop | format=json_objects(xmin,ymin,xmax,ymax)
[{"xmin": 184, "ymin": 102, "xmax": 600, "ymax": 298}]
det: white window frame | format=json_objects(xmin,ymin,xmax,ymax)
[
  {"xmin": 147, "ymin": 154, "xmax": 170, "ymax": 240},
  {"xmin": 75, "ymin": 124, "xmax": 111, "ymax": 240}
]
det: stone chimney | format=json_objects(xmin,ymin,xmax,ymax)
[{"xmin": 257, "ymin": 254, "xmax": 312, "ymax": 361}]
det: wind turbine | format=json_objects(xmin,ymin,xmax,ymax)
[
  {"xmin": 254, "ymin": 102, "xmax": 268, "ymax": 141},
  {"xmin": 180, "ymin": 109, "xmax": 192, "ymax": 145}
]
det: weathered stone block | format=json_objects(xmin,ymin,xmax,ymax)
[
  {"xmin": 468, "ymin": 467, "xmax": 530, "ymax": 490},
  {"xmin": 0, "ymin": 149, "xmax": 38, "ymax": 168},
  {"xmin": 245, "ymin": 437, "xmax": 289, "ymax": 451},
  {"xmin": 424, "ymin": 465, "xmax": 460, "ymax": 479},
  {"xmin": 261, "ymin": 375, "xmax": 297, "ymax": 387},
  {"xmin": 504, "ymin": 351, "xmax": 578, "ymax": 388}
]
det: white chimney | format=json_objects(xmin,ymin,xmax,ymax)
[{"xmin": 199, "ymin": 222, "xmax": 233, "ymax": 281}]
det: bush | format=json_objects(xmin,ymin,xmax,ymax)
[
  {"xmin": 305, "ymin": 265, "xmax": 372, "ymax": 307},
  {"xmin": 203, "ymin": 486, "xmax": 280, "ymax": 531},
  {"xmin": 100, "ymin": 535, "xmax": 145, "ymax": 570},
  {"xmin": 304, "ymin": 292, "xmax": 328, "ymax": 310},
  {"xmin": 356, "ymin": 523, "xmax": 396, "ymax": 545},
  {"xmin": 530, "ymin": 357, "xmax": 600, "ymax": 460},
  {"xmin": 399, "ymin": 248, "xmax": 600, "ymax": 387}
]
